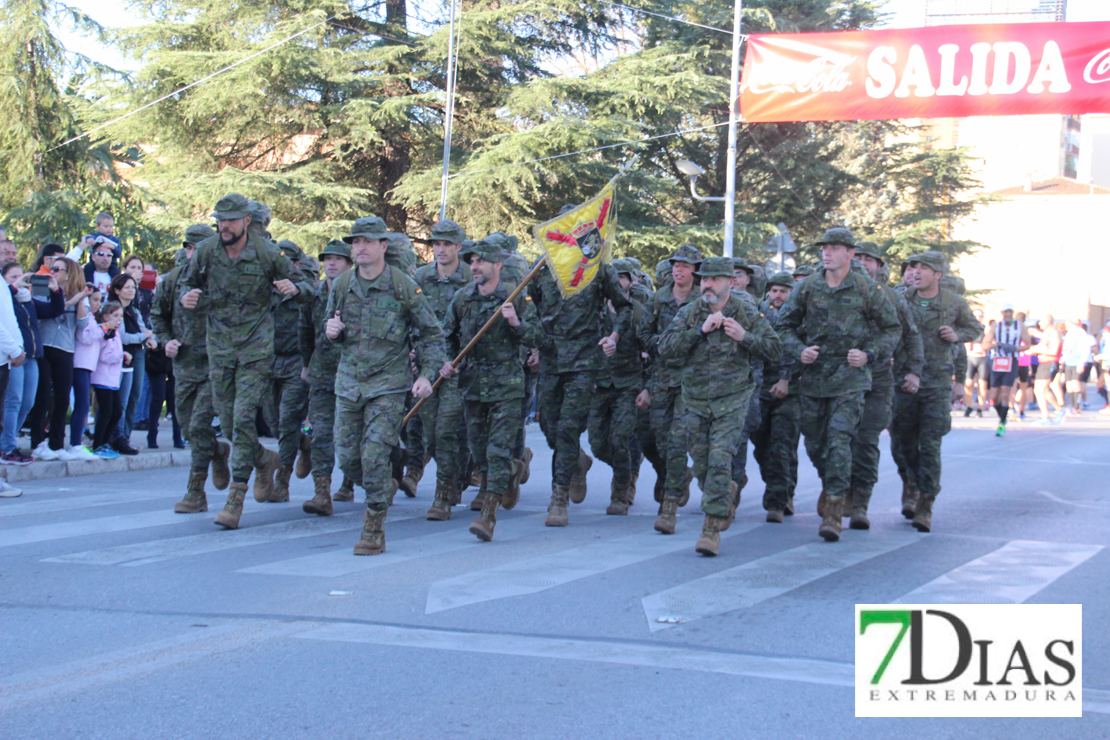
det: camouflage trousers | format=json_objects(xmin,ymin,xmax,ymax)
[
  {"xmin": 335, "ymin": 391, "xmax": 405, "ymax": 512},
  {"xmin": 272, "ymin": 355, "xmax": 309, "ymax": 466},
  {"xmin": 515, "ymin": 366, "xmax": 537, "ymax": 459},
  {"xmin": 850, "ymin": 378, "xmax": 895, "ymax": 496},
  {"xmin": 730, "ymin": 384, "xmax": 763, "ymax": 488},
  {"xmin": 465, "ymin": 398, "xmax": 522, "ymax": 496},
  {"xmin": 175, "ymin": 363, "xmax": 218, "ymax": 476},
  {"xmin": 890, "ymin": 386, "xmax": 951, "ymax": 498},
  {"xmin": 209, "ymin": 355, "xmax": 271, "ymax": 483},
  {"xmin": 403, "ymin": 392, "xmax": 426, "ymax": 467},
  {"xmin": 669, "ymin": 393, "xmax": 753, "ymax": 518},
  {"xmin": 646, "ymin": 382, "xmax": 682, "ymax": 481},
  {"xmin": 587, "ymin": 384, "xmax": 639, "ymax": 486},
  {"xmin": 419, "ymin": 377, "xmax": 468, "ymax": 487},
  {"xmin": 800, "ymin": 391, "xmax": 866, "ymax": 501},
  {"xmin": 538, "ymin": 370, "xmax": 596, "ymax": 487},
  {"xmin": 307, "ymin": 384, "xmax": 338, "ymax": 480},
  {"xmin": 751, "ymin": 394, "xmax": 801, "ymax": 512}
]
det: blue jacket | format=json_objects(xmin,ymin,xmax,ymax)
[{"xmin": 9, "ymin": 285, "xmax": 65, "ymax": 359}]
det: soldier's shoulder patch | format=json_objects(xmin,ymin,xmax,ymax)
[
  {"xmin": 415, "ymin": 288, "xmax": 422, "ymax": 294},
  {"xmin": 525, "ymin": 295, "xmax": 532, "ymax": 301}
]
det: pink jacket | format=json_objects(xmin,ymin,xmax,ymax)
[
  {"xmin": 74, "ymin": 320, "xmax": 103, "ymax": 372},
  {"xmin": 87, "ymin": 324, "xmax": 124, "ymax": 389}
]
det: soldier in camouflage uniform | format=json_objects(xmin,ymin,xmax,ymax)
[
  {"xmin": 728, "ymin": 259, "xmax": 762, "ymax": 505},
  {"xmin": 846, "ymin": 242, "xmax": 925, "ymax": 530},
  {"xmin": 154, "ymin": 224, "xmax": 231, "ymax": 514},
  {"xmin": 260, "ymin": 239, "xmax": 314, "ymax": 503},
  {"xmin": 775, "ymin": 227, "xmax": 901, "ymax": 541},
  {"xmin": 298, "ymin": 240, "xmax": 355, "ymax": 516},
  {"xmin": 529, "ymin": 237, "xmax": 632, "ymax": 527},
  {"xmin": 415, "ymin": 220, "xmax": 473, "ymax": 519},
  {"xmin": 656, "ymin": 257, "xmax": 782, "ymax": 556},
  {"xmin": 325, "ymin": 217, "xmax": 446, "ymax": 555},
  {"xmin": 638, "ymin": 245, "xmax": 701, "ymax": 508},
  {"xmin": 792, "ymin": 264, "xmax": 814, "ymax": 281},
  {"xmin": 180, "ymin": 194, "xmax": 312, "ymax": 529},
  {"xmin": 751, "ymin": 271, "xmax": 802, "ymax": 521},
  {"xmin": 890, "ymin": 251, "xmax": 982, "ymax": 533},
  {"xmin": 439, "ymin": 240, "xmax": 543, "ymax": 539},
  {"xmin": 587, "ymin": 259, "xmax": 645, "ymax": 515}
]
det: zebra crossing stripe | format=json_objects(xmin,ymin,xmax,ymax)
[{"xmin": 0, "ymin": 491, "xmax": 169, "ymax": 519}]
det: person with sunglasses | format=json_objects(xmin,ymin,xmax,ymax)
[{"xmin": 82, "ymin": 244, "xmax": 119, "ymax": 298}]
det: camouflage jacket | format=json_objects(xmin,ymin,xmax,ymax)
[
  {"xmin": 445, "ymin": 280, "xmax": 543, "ymax": 402},
  {"xmin": 272, "ymin": 291, "xmax": 302, "ymax": 357},
  {"xmin": 300, "ymin": 277, "xmax": 344, "ymax": 388},
  {"xmin": 324, "ymin": 265, "xmax": 446, "ymax": 402},
  {"xmin": 150, "ymin": 263, "xmax": 209, "ymax": 375},
  {"xmin": 758, "ymin": 299, "xmax": 800, "ymax": 399},
  {"xmin": 638, "ymin": 283, "xmax": 698, "ymax": 391},
  {"xmin": 528, "ymin": 261, "xmax": 632, "ymax": 374},
  {"xmin": 659, "ymin": 294, "xmax": 782, "ymax": 410},
  {"xmin": 598, "ymin": 296, "xmax": 644, "ymax": 391},
  {"xmin": 775, "ymin": 267, "xmax": 901, "ymax": 397},
  {"xmin": 414, "ymin": 260, "xmax": 472, "ymax": 325},
  {"xmin": 502, "ymin": 251, "xmax": 530, "ymax": 287},
  {"xmin": 180, "ymin": 232, "xmax": 312, "ymax": 364},
  {"xmin": 901, "ymin": 287, "xmax": 983, "ymax": 389},
  {"xmin": 882, "ymin": 285, "xmax": 925, "ymax": 388}
]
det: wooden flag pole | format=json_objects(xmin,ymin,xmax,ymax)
[{"xmin": 403, "ymin": 256, "xmax": 547, "ymax": 426}]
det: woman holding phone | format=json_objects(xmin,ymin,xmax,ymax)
[{"xmin": 116, "ymin": 257, "xmax": 157, "ymax": 442}]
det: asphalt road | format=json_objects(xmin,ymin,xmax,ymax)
[{"xmin": 1, "ymin": 414, "xmax": 1108, "ymax": 738}]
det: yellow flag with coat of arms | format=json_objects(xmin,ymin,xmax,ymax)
[{"xmin": 532, "ymin": 181, "xmax": 618, "ymax": 298}]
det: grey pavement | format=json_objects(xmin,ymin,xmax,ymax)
[{"xmin": 1, "ymin": 414, "xmax": 1109, "ymax": 738}]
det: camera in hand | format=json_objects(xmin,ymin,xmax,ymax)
[{"xmin": 30, "ymin": 274, "xmax": 51, "ymax": 298}]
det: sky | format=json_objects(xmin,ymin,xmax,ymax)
[{"xmin": 56, "ymin": 0, "xmax": 1110, "ymax": 72}]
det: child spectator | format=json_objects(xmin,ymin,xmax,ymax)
[{"xmin": 88, "ymin": 302, "xmax": 126, "ymax": 458}]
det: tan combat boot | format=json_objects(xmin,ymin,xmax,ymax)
[
  {"xmin": 818, "ymin": 496, "xmax": 844, "ymax": 542},
  {"xmin": 519, "ymin": 447, "xmax": 534, "ymax": 484},
  {"xmin": 545, "ymin": 484, "xmax": 570, "ymax": 527},
  {"xmin": 333, "ymin": 475, "xmax": 355, "ymax": 502},
  {"xmin": 174, "ymin": 471, "xmax": 209, "ymax": 513},
  {"xmin": 502, "ymin": 459, "xmax": 525, "ymax": 510},
  {"xmin": 695, "ymin": 515, "xmax": 729, "ymax": 556},
  {"xmin": 842, "ymin": 489, "xmax": 854, "ymax": 520},
  {"xmin": 400, "ymin": 458, "xmax": 424, "ymax": 498},
  {"xmin": 211, "ymin": 440, "xmax": 231, "ymax": 491},
  {"xmin": 901, "ymin": 482, "xmax": 919, "ymax": 520},
  {"xmin": 628, "ymin": 471, "xmax": 639, "ymax": 505},
  {"xmin": 353, "ymin": 508, "xmax": 386, "ymax": 555},
  {"xmin": 849, "ymin": 489, "xmax": 872, "ymax": 530},
  {"xmin": 766, "ymin": 509, "xmax": 785, "ymax": 524},
  {"xmin": 252, "ymin": 447, "xmax": 279, "ymax": 502},
  {"xmin": 912, "ymin": 493, "xmax": 936, "ymax": 533},
  {"xmin": 569, "ymin": 448, "xmax": 593, "ymax": 504},
  {"xmin": 677, "ymin": 467, "xmax": 693, "ymax": 507},
  {"xmin": 269, "ymin": 463, "xmax": 293, "ymax": 503},
  {"xmin": 469, "ymin": 475, "xmax": 486, "ymax": 511},
  {"xmin": 426, "ymin": 478, "xmax": 454, "ymax": 521},
  {"xmin": 654, "ymin": 498, "xmax": 678, "ymax": 535},
  {"xmin": 295, "ymin": 433, "xmax": 312, "ymax": 479},
  {"xmin": 469, "ymin": 493, "xmax": 501, "ymax": 541},
  {"xmin": 303, "ymin": 475, "xmax": 334, "ymax": 516},
  {"xmin": 606, "ymin": 478, "xmax": 629, "ymax": 515},
  {"xmin": 214, "ymin": 482, "xmax": 248, "ymax": 529}
]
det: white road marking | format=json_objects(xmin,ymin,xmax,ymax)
[
  {"xmin": 642, "ymin": 531, "xmax": 919, "ymax": 632},
  {"xmin": 237, "ymin": 514, "xmax": 545, "ymax": 577},
  {"xmin": 425, "ymin": 523, "xmax": 763, "ymax": 614},
  {"xmin": 894, "ymin": 539, "xmax": 1103, "ymax": 604},
  {"xmin": 295, "ymin": 622, "xmax": 855, "ymax": 687},
  {"xmin": 2, "ymin": 510, "xmax": 186, "ymax": 549},
  {"xmin": 1036, "ymin": 490, "xmax": 1110, "ymax": 510},
  {"xmin": 0, "ymin": 491, "xmax": 169, "ymax": 519}
]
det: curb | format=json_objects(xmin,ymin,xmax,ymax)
[{"xmin": 0, "ymin": 450, "xmax": 193, "ymax": 483}]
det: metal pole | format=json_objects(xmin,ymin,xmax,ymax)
[
  {"xmin": 438, "ymin": 0, "xmax": 459, "ymax": 220},
  {"xmin": 723, "ymin": 0, "xmax": 742, "ymax": 258}
]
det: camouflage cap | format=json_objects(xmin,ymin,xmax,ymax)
[
  {"xmin": 183, "ymin": 223, "xmax": 215, "ymax": 247},
  {"xmin": 731, "ymin": 258, "xmax": 755, "ymax": 275},
  {"xmin": 459, "ymin": 239, "xmax": 476, "ymax": 262},
  {"xmin": 668, "ymin": 244, "xmax": 703, "ymax": 266},
  {"xmin": 908, "ymin": 250, "xmax": 946, "ymax": 272},
  {"xmin": 853, "ymin": 240, "xmax": 884, "ymax": 264},
  {"xmin": 277, "ymin": 240, "xmax": 305, "ymax": 261},
  {"xmin": 429, "ymin": 219, "xmax": 466, "ymax": 245},
  {"xmin": 485, "ymin": 232, "xmax": 519, "ymax": 253},
  {"xmin": 792, "ymin": 264, "xmax": 815, "ymax": 278},
  {"xmin": 319, "ymin": 239, "xmax": 352, "ymax": 261},
  {"xmin": 469, "ymin": 239, "xmax": 508, "ymax": 263},
  {"xmin": 612, "ymin": 258, "xmax": 636, "ymax": 277},
  {"xmin": 814, "ymin": 227, "xmax": 856, "ymax": 248},
  {"xmin": 342, "ymin": 216, "xmax": 389, "ymax": 244},
  {"xmin": 655, "ymin": 258, "xmax": 673, "ymax": 285},
  {"xmin": 766, "ymin": 270, "xmax": 795, "ymax": 289},
  {"xmin": 695, "ymin": 256, "xmax": 734, "ymax": 278},
  {"xmin": 247, "ymin": 200, "xmax": 271, "ymax": 228},
  {"xmin": 210, "ymin": 193, "xmax": 251, "ymax": 221},
  {"xmin": 625, "ymin": 256, "xmax": 643, "ymax": 277}
]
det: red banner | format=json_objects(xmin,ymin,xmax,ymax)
[{"xmin": 739, "ymin": 22, "xmax": 1110, "ymax": 122}]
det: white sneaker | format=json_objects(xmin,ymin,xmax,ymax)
[
  {"xmin": 35, "ymin": 443, "xmax": 59, "ymax": 461},
  {"xmin": 0, "ymin": 479, "xmax": 21, "ymax": 497},
  {"xmin": 55, "ymin": 447, "xmax": 79, "ymax": 462},
  {"xmin": 69, "ymin": 445, "xmax": 99, "ymax": 462}
]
